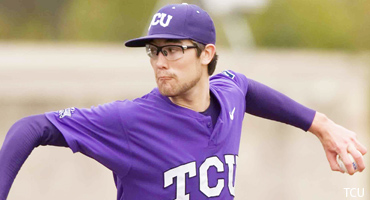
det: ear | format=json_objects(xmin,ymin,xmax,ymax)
[{"xmin": 200, "ymin": 44, "xmax": 216, "ymax": 65}]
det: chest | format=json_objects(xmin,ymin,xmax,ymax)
[
  {"xmin": 123, "ymin": 118, "xmax": 241, "ymax": 199},
  {"xmin": 121, "ymin": 100, "xmax": 244, "ymax": 199}
]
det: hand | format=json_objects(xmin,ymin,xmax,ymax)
[{"xmin": 308, "ymin": 112, "xmax": 367, "ymax": 175}]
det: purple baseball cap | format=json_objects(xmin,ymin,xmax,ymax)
[{"xmin": 125, "ymin": 3, "xmax": 216, "ymax": 47}]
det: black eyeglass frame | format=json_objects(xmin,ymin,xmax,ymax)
[{"xmin": 146, "ymin": 43, "xmax": 198, "ymax": 58}]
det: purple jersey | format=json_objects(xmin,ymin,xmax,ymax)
[{"xmin": 45, "ymin": 70, "xmax": 247, "ymax": 199}]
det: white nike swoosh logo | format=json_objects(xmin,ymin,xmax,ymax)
[{"xmin": 229, "ymin": 107, "xmax": 235, "ymax": 120}]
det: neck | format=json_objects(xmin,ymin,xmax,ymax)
[{"xmin": 169, "ymin": 76, "xmax": 210, "ymax": 112}]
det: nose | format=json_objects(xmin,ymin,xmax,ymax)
[{"xmin": 154, "ymin": 51, "xmax": 168, "ymax": 69}]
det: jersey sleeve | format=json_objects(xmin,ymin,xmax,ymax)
[
  {"xmin": 0, "ymin": 114, "xmax": 68, "ymax": 200},
  {"xmin": 245, "ymin": 78, "xmax": 316, "ymax": 131},
  {"xmin": 210, "ymin": 70, "xmax": 249, "ymax": 100},
  {"xmin": 214, "ymin": 70, "xmax": 315, "ymax": 131},
  {"xmin": 218, "ymin": 70, "xmax": 249, "ymax": 95},
  {"xmin": 44, "ymin": 101, "xmax": 131, "ymax": 177}
]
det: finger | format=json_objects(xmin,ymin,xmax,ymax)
[
  {"xmin": 348, "ymin": 146, "xmax": 365, "ymax": 172},
  {"xmin": 353, "ymin": 140, "xmax": 367, "ymax": 156},
  {"xmin": 327, "ymin": 151, "xmax": 342, "ymax": 172},
  {"xmin": 339, "ymin": 150, "xmax": 355, "ymax": 175}
]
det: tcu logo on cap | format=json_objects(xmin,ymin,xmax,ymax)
[{"xmin": 149, "ymin": 13, "xmax": 173, "ymax": 29}]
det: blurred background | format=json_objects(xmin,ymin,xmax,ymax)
[{"xmin": 0, "ymin": 0, "xmax": 369, "ymax": 199}]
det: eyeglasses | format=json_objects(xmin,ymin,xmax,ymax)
[{"xmin": 145, "ymin": 44, "xmax": 198, "ymax": 61}]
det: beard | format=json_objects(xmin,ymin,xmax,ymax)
[{"xmin": 156, "ymin": 69, "xmax": 202, "ymax": 97}]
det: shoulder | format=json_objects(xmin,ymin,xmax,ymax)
[
  {"xmin": 210, "ymin": 70, "xmax": 249, "ymax": 94},
  {"xmin": 115, "ymin": 89, "xmax": 161, "ymax": 107},
  {"xmin": 116, "ymin": 88, "xmax": 167, "ymax": 116}
]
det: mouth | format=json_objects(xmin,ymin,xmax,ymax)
[{"xmin": 158, "ymin": 76, "xmax": 173, "ymax": 81}]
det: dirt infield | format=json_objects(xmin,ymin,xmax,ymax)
[{"xmin": 0, "ymin": 43, "xmax": 369, "ymax": 200}]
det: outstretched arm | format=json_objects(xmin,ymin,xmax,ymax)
[
  {"xmin": 0, "ymin": 114, "xmax": 67, "ymax": 200},
  {"xmin": 245, "ymin": 78, "xmax": 367, "ymax": 174},
  {"xmin": 245, "ymin": 78, "xmax": 316, "ymax": 131},
  {"xmin": 308, "ymin": 112, "xmax": 367, "ymax": 175}
]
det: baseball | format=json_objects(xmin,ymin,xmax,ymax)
[{"xmin": 336, "ymin": 151, "xmax": 362, "ymax": 173}]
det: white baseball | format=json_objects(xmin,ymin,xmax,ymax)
[{"xmin": 336, "ymin": 151, "xmax": 362, "ymax": 173}]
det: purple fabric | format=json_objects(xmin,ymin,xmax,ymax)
[
  {"xmin": 45, "ymin": 103, "xmax": 132, "ymax": 178},
  {"xmin": 0, "ymin": 70, "xmax": 315, "ymax": 200},
  {"xmin": 201, "ymin": 75, "xmax": 315, "ymax": 131},
  {"xmin": 125, "ymin": 4, "xmax": 216, "ymax": 47},
  {"xmin": 45, "ymin": 72, "xmax": 247, "ymax": 199},
  {"xmin": 200, "ymin": 91, "xmax": 221, "ymax": 129},
  {"xmin": 245, "ymin": 79, "xmax": 315, "ymax": 131},
  {"xmin": 0, "ymin": 114, "xmax": 66, "ymax": 200}
]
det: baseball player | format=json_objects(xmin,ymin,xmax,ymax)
[{"xmin": 0, "ymin": 3, "xmax": 367, "ymax": 200}]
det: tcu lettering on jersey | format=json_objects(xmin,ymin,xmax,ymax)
[
  {"xmin": 149, "ymin": 13, "xmax": 173, "ymax": 30},
  {"xmin": 164, "ymin": 154, "xmax": 238, "ymax": 200}
]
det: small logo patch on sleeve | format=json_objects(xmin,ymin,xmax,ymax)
[
  {"xmin": 222, "ymin": 70, "xmax": 235, "ymax": 79},
  {"xmin": 58, "ymin": 107, "xmax": 75, "ymax": 118}
]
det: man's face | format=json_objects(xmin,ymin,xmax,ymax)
[{"xmin": 149, "ymin": 39, "xmax": 204, "ymax": 97}]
